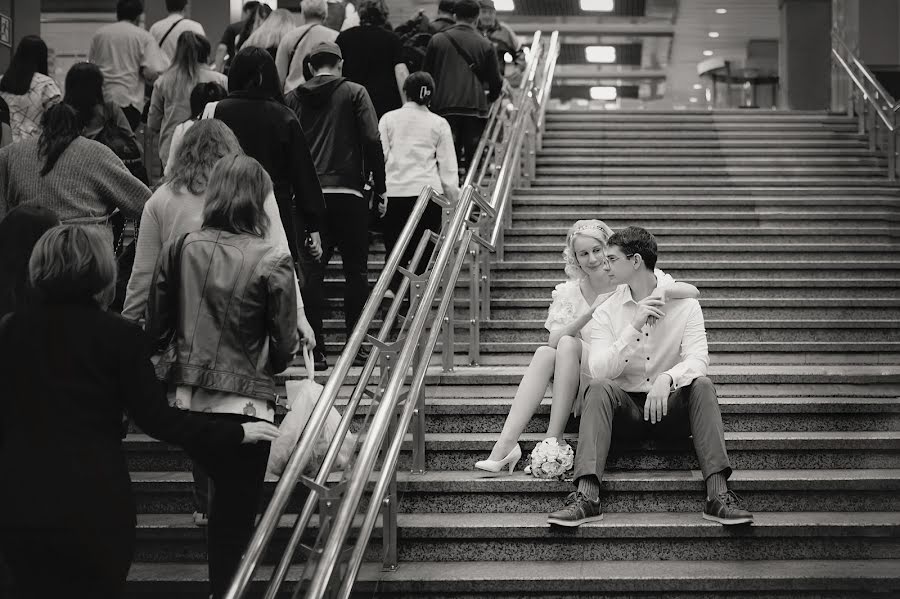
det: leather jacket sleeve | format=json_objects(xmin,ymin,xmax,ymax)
[{"xmin": 266, "ymin": 251, "xmax": 300, "ymax": 373}]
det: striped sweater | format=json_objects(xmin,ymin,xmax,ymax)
[{"xmin": 0, "ymin": 136, "xmax": 151, "ymax": 222}]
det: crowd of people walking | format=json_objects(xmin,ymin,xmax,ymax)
[{"xmin": 0, "ymin": 0, "xmax": 753, "ymax": 598}]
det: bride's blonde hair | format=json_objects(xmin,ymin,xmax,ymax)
[{"xmin": 562, "ymin": 219, "xmax": 613, "ymax": 279}]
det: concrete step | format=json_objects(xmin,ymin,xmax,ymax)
[
  {"xmin": 510, "ymin": 195, "xmax": 900, "ymax": 207},
  {"xmin": 319, "ymin": 319, "xmax": 900, "ymax": 344},
  {"xmin": 541, "ymin": 138, "xmax": 870, "ymax": 149},
  {"xmin": 541, "ymin": 130, "xmax": 864, "ymax": 140},
  {"xmin": 501, "ymin": 227, "xmax": 898, "ymax": 244},
  {"xmin": 129, "ymin": 469, "xmax": 900, "ymax": 514},
  {"xmin": 534, "ymin": 166, "xmax": 887, "ymax": 177},
  {"xmin": 125, "ymin": 559, "xmax": 900, "ymax": 598},
  {"xmin": 540, "ymin": 147, "xmax": 882, "ymax": 157},
  {"xmin": 543, "ymin": 121, "xmax": 860, "ymax": 131},
  {"xmin": 535, "ymin": 154, "xmax": 885, "ymax": 165},
  {"xmin": 544, "ymin": 111, "xmax": 855, "ymax": 121},
  {"xmin": 131, "ymin": 512, "xmax": 900, "ymax": 563},
  {"xmin": 512, "ymin": 185, "xmax": 900, "ymax": 196},
  {"xmin": 124, "ymin": 431, "xmax": 900, "ymax": 473},
  {"xmin": 530, "ymin": 176, "xmax": 895, "ymax": 187}
]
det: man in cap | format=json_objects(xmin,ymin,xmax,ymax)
[
  {"xmin": 478, "ymin": 0, "xmax": 526, "ymax": 85},
  {"xmin": 286, "ymin": 41, "xmax": 385, "ymax": 369}
]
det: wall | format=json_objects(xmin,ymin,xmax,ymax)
[
  {"xmin": 0, "ymin": 0, "xmax": 41, "ymax": 71},
  {"xmin": 858, "ymin": 0, "xmax": 900, "ymax": 67}
]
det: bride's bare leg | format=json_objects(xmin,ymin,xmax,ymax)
[
  {"xmin": 487, "ymin": 345, "xmax": 556, "ymax": 460},
  {"xmin": 545, "ymin": 335, "xmax": 581, "ymax": 444}
]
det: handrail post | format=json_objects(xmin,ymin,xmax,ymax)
[
  {"xmin": 381, "ymin": 409, "xmax": 399, "ymax": 571},
  {"xmin": 411, "ymin": 339, "xmax": 427, "ymax": 473},
  {"xmin": 442, "ymin": 280, "xmax": 455, "ymax": 372},
  {"xmin": 468, "ymin": 244, "xmax": 480, "ymax": 365},
  {"xmin": 890, "ymin": 113, "xmax": 897, "ymax": 181}
]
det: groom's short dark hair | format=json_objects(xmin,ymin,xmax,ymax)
[{"xmin": 608, "ymin": 226, "xmax": 658, "ymax": 270}]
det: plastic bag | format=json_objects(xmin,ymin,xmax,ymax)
[{"xmin": 266, "ymin": 348, "xmax": 356, "ymax": 477}]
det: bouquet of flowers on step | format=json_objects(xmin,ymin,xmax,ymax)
[{"xmin": 525, "ymin": 437, "xmax": 574, "ymax": 479}]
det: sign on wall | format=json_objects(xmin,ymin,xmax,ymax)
[{"xmin": 0, "ymin": 12, "xmax": 11, "ymax": 48}]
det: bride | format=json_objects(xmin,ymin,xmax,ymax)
[{"xmin": 474, "ymin": 219, "xmax": 699, "ymax": 475}]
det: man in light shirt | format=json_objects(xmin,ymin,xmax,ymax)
[
  {"xmin": 149, "ymin": 0, "xmax": 206, "ymax": 61},
  {"xmin": 89, "ymin": 0, "xmax": 169, "ymax": 130},
  {"xmin": 548, "ymin": 226, "xmax": 753, "ymax": 528},
  {"xmin": 276, "ymin": 0, "xmax": 339, "ymax": 94}
]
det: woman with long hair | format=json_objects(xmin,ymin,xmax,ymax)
[
  {"xmin": 163, "ymin": 81, "xmax": 228, "ymax": 175},
  {"xmin": 378, "ymin": 71, "xmax": 457, "ymax": 294},
  {"xmin": 0, "ymin": 224, "xmax": 278, "ymax": 598},
  {"xmin": 211, "ymin": 47, "xmax": 325, "ymax": 262},
  {"xmin": 0, "ymin": 35, "xmax": 62, "ymax": 142},
  {"xmin": 474, "ymin": 220, "xmax": 700, "ymax": 475},
  {"xmin": 146, "ymin": 154, "xmax": 299, "ymax": 599},
  {"xmin": 0, "ymin": 103, "xmax": 149, "ymax": 231},
  {"xmin": 148, "ymin": 31, "xmax": 227, "ymax": 166},
  {"xmin": 63, "ymin": 62, "xmax": 132, "ymax": 138},
  {"xmin": 242, "ymin": 8, "xmax": 296, "ymax": 61},
  {"xmin": 0, "ymin": 205, "xmax": 60, "ymax": 317}
]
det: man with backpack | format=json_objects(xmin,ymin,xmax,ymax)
[
  {"xmin": 422, "ymin": 0, "xmax": 502, "ymax": 176},
  {"xmin": 286, "ymin": 41, "xmax": 385, "ymax": 370},
  {"xmin": 276, "ymin": 0, "xmax": 338, "ymax": 94}
]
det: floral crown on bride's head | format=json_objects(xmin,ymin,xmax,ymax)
[{"xmin": 562, "ymin": 219, "xmax": 614, "ymax": 279}]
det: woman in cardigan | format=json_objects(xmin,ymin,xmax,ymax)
[
  {"xmin": 0, "ymin": 103, "xmax": 150, "ymax": 232},
  {"xmin": 0, "ymin": 224, "xmax": 279, "ymax": 598},
  {"xmin": 146, "ymin": 154, "xmax": 299, "ymax": 599}
]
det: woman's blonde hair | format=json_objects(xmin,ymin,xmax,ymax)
[
  {"xmin": 202, "ymin": 154, "xmax": 272, "ymax": 236},
  {"xmin": 166, "ymin": 119, "xmax": 242, "ymax": 195},
  {"xmin": 28, "ymin": 225, "xmax": 116, "ymax": 308},
  {"xmin": 243, "ymin": 9, "xmax": 296, "ymax": 51},
  {"xmin": 562, "ymin": 219, "xmax": 613, "ymax": 279}
]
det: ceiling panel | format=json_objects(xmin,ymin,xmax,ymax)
[
  {"xmin": 559, "ymin": 42, "xmax": 643, "ymax": 65},
  {"xmin": 497, "ymin": 0, "xmax": 646, "ymax": 17}
]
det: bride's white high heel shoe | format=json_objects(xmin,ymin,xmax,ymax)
[{"xmin": 474, "ymin": 444, "xmax": 521, "ymax": 476}]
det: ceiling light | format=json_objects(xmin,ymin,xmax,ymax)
[
  {"xmin": 708, "ymin": 32, "xmax": 720, "ymax": 38},
  {"xmin": 689, "ymin": 97, "xmax": 699, "ymax": 103},
  {"xmin": 703, "ymin": 50, "xmax": 714, "ymax": 56},
  {"xmin": 494, "ymin": 0, "xmax": 515, "ymax": 10},
  {"xmin": 693, "ymin": 83, "xmax": 703, "ymax": 90},
  {"xmin": 580, "ymin": 0, "xmax": 615, "ymax": 12},
  {"xmin": 590, "ymin": 86, "xmax": 617, "ymax": 101},
  {"xmin": 715, "ymin": 8, "xmax": 727, "ymax": 14},
  {"xmin": 585, "ymin": 46, "xmax": 616, "ymax": 63}
]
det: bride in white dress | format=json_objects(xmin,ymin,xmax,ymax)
[{"xmin": 474, "ymin": 219, "xmax": 699, "ymax": 475}]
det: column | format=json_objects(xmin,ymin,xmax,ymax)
[
  {"xmin": 778, "ymin": 0, "xmax": 832, "ymax": 110},
  {"xmin": 0, "ymin": 0, "xmax": 40, "ymax": 71}
]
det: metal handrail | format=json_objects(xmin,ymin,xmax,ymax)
[
  {"xmin": 224, "ymin": 186, "xmax": 454, "ymax": 598},
  {"xmin": 831, "ymin": 29, "xmax": 899, "ymax": 180}
]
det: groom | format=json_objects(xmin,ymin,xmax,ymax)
[{"xmin": 547, "ymin": 226, "xmax": 753, "ymax": 527}]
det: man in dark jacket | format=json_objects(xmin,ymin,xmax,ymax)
[
  {"xmin": 286, "ymin": 41, "xmax": 386, "ymax": 369},
  {"xmin": 430, "ymin": 0, "xmax": 457, "ymax": 33},
  {"xmin": 422, "ymin": 0, "xmax": 503, "ymax": 176}
]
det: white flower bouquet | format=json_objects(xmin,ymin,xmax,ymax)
[{"xmin": 525, "ymin": 437, "xmax": 574, "ymax": 479}]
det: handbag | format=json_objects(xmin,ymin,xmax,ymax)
[{"xmin": 266, "ymin": 347, "xmax": 357, "ymax": 477}]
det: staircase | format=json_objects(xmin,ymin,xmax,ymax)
[{"xmin": 125, "ymin": 110, "xmax": 900, "ymax": 597}]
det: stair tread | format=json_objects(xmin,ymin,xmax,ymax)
[
  {"xmin": 126, "ymin": 559, "xmax": 900, "ymax": 588},
  {"xmin": 128, "ymin": 469, "xmax": 900, "ymax": 489},
  {"xmin": 134, "ymin": 511, "xmax": 900, "ymax": 535}
]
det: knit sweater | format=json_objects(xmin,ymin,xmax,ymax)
[{"xmin": 0, "ymin": 136, "xmax": 150, "ymax": 222}]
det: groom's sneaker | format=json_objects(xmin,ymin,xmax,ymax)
[
  {"xmin": 547, "ymin": 491, "xmax": 603, "ymax": 527},
  {"xmin": 703, "ymin": 490, "xmax": 753, "ymax": 526}
]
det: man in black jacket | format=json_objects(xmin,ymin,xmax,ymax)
[
  {"xmin": 422, "ymin": 0, "xmax": 502, "ymax": 176},
  {"xmin": 286, "ymin": 41, "xmax": 386, "ymax": 369}
]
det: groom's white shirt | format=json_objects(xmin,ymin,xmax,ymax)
[{"xmin": 589, "ymin": 284, "xmax": 709, "ymax": 393}]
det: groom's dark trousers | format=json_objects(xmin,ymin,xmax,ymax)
[{"xmin": 574, "ymin": 376, "xmax": 732, "ymax": 481}]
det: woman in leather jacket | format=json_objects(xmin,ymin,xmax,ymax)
[{"xmin": 147, "ymin": 154, "xmax": 299, "ymax": 599}]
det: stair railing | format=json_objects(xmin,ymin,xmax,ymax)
[
  {"xmin": 455, "ymin": 30, "xmax": 560, "ymax": 367},
  {"xmin": 223, "ymin": 183, "xmax": 495, "ymax": 599},
  {"xmin": 831, "ymin": 30, "xmax": 899, "ymax": 180}
]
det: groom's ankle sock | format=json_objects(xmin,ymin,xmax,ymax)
[
  {"xmin": 706, "ymin": 471, "xmax": 728, "ymax": 499},
  {"xmin": 576, "ymin": 475, "xmax": 600, "ymax": 501}
]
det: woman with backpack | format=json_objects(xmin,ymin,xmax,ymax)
[
  {"xmin": 0, "ymin": 36, "xmax": 62, "ymax": 143},
  {"xmin": 64, "ymin": 62, "xmax": 133, "ymax": 139},
  {"xmin": 0, "ymin": 103, "xmax": 150, "ymax": 235},
  {"xmin": 148, "ymin": 31, "xmax": 228, "ymax": 167}
]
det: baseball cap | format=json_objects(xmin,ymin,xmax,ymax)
[
  {"xmin": 480, "ymin": 0, "xmax": 496, "ymax": 9},
  {"xmin": 308, "ymin": 41, "xmax": 342, "ymax": 61}
]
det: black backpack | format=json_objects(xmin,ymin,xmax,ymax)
[
  {"xmin": 395, "ymin": 11, "xmax": 433, "ymax": 72},
  {"xmin": 90, "ymin": 124, "xmax": 149, "ymax": 186}
]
